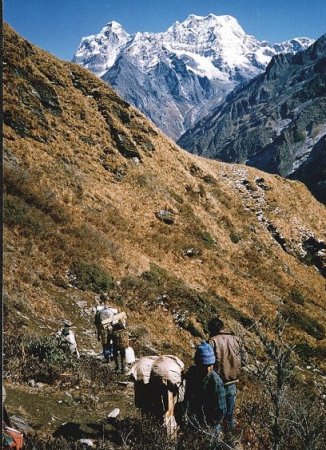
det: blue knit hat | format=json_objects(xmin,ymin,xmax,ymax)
[{"xmin": 195, "ymin": 342, "xmax": 216, "ymax": 365}]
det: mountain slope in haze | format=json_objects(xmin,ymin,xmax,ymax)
[
  {"xmin": 178, "ymin": 34, "xmax": 326, "ymax": 203},
  {"xmin": 3, "ymin": 23, "xmax": 326, "ymax": 359},
  {"xmin": 73, "ymin": 14, "xmax": 313, "ymax": 139}
]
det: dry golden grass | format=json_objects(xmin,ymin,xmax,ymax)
[{"xmin": 3, "ymin": 23, "xmax": 326, "ymax": 364}]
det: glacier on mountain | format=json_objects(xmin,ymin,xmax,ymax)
[{"xmin": 73, "ymin": 14, "xmax": 314, "ymax": 139}]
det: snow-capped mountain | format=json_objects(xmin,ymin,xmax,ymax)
[
  {"xmin": 73, "ymin": 21, "xmax": 131, "ymax": 76},
  {"xmin": 73, "ymin": 14, "xmax": 314, "ymax": 139}
]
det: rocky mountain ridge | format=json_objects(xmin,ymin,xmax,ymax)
[
  {"xmin": 73, "ymin": 14, "xmax": 313, "ymax": 139},
  {"xmin": 178, "ymin": 34, "xmax": 326, "ymax": 203}
]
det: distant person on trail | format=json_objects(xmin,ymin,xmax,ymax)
[
  {"xmin": 94, "ymin": 303, "xmax": 118, "ymax": 362},
  {"xmin": 56, "ymin": 320, "xmax": 80, "ymax": 358},
  {"xmin": 184, "ymin": 342, "xmax": 226, "ymax": 434},
  {"xmin": 94, "ymin": 302, "xmax": 129, "ymax": 372},
  {"xmin": 208, "ymin": 317, "xmax": 248, "ymax": 431},
  {"xmin": 111, "ymin": 312, "xmax": 129, "ymax": 373}
]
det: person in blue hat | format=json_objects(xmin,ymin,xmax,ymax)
[{"xmin": 184, "ymin": 342, "xmax": 226, "ymax": 433}]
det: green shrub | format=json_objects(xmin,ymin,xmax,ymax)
[
  {"xmin": 3, "ymin": 193, "xmax": 51, "ymax": 236},
  {"xmin": 202, "ymin": 174, "xmax": 216, "ymax": 185},
  {"xmin": 142, "ymin": 263, "xmax": 169, "ymax": 283},
  {"xmin": 4, "ymin": 335, "xmax": 75, "ymax": 384},
  {"xmin": 25, "ymin": 336, "xmax": 69, "ymax": 363},
  {"xmin": 295, "ymin": 343, "xmax": 326, "ymax": 360},
  {"xmin": 200, "ymin": 230, "xmax": 215, "ymax": 248},
  {"xmin": 295, "ymin": 343, "xmax": 314, "ymax": 360},
  {"xmin": 70, "ymin": 261, "xmax": 114, "ymax": 292},
  {"xmin": 283, "ymin": 307, "xmax": 325, "ymax": 340},
  {"xmin": 230, "ymin": 231, "xmax": 241, "ymax": 244},
  {"xmin": 120, "ymin": 275, "xmax": 143, "ymax": 291},
  {"xmin": 289, "ymin": 289, "xmax": 306, "ymax": 306},
  {"xmin": 302, "ymin": 253, "xmax": 314, "ymax": 266}
]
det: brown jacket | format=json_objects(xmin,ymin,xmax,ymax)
[{"xmin": 209, "ymin": 330, "xmax": 248, "ymax": 383}]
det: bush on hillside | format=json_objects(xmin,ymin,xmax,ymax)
[
  {"xmin": 230, "ymin": 231, "xmax": 241, "ymax": 244},
  {"xmin": 295, "ymin": 342, "xmax": 326, "ymax": 360},
  {"xmin": 4, "ymin": 194, "xmax": 51, "ymax": 237},
  {"xmin": 70, "ymin": 261, "xmax": 114, "ymax": 293},
  {"xmin": 4, "ymin": 165, "xmax": 70, "ymax": 225},
  {"xmin": 282, "ymin": 307, "xmax": 325, "ymax": 340},
  {"xmin": 4, "ymin": 335, "xmax": 76, "ymax": 384},
  {"xmin": 199, "ymin": 230, "xmax": 215, "ymax": 248},
  {"xmin": 289, "ymin": 289, "xmax": 306, "ymax": 305}
]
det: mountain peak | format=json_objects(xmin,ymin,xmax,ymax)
[
  {"xmin": 101, "ymin": 21, "xmax": 127, "ymax": 34},
  {"xmin": 184, "ymin": 13, "xmax": 238, "ymax": 23},
  {"xmin": 179, "ymin": 13, "xmax": 242, "ymax": 30},
  {"xmin": 105, "ymin": 20, "xmax": 123, "ymax": 28},
  {"xmin": 73, "ymin": 20, "xmax": 130, "ymax": 76},
  {"xmin": 100, "ymin": 20, "xmax": 129, "ymax": 37},
  {"xmin": 74, "ymin": 15, "xmax": 314, "ymax": 139}
]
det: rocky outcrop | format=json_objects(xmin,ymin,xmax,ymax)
[{"xmin": 288, "ymin": 135, "xmax": 326, "ymax": 203}]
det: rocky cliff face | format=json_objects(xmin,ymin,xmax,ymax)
[
  {"xmin": 178, "ymin": 34, "xmax": 326, "ymax": 203},
  {"xmin": 73, "ymin": 14, "xmax": 313, "ymax": 139}
]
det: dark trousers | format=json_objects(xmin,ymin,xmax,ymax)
[
  {"xmin": 113, "ymin": 346, "xmax": 126, "ymax": 370},
  {"xmin": 224, "ymin": 383, "xmax": 237, "ymax": 430}
]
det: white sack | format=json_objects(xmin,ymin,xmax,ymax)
[
  {"xmin": 151, "ymin": 355, "xmax": 184, "ymax": 386},
  {"xmin": 129, "ymin": 356, "xmax": 159, "ymax": 384},
  {"xmin": 125, "ymin": 346, "xmax": 136, "ymax": 364}
]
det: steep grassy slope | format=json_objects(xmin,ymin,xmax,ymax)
[{"xmin": 3, "ymin": 23, "xmax": 326, "ymax": 364}]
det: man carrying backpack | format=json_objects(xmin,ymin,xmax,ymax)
[
  {"xmin": 111, "ymin": 311, "xmax": 129, "ymax": 373},
  {"xmin": 94, "ymin": 303, "xmax": 118, "ymax": 362},
  {"xmin": 184, "ymin": 342, "xmax": 226, "ymax": 434},
  {"xmin": 207, "ymin": 317, "xmax": 248, "ymax": 432}
]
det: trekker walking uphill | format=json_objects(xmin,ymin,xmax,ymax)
[
  {"xmin": 94, "ymin": 301, "xmax": 129, "ymax": 372},
  {"xmin": 94, "ymin": 303, "xmax": 118, "ymax": 362},
  {"xmin": 130, "ymin": 355, "xmax": 185, "ymax": 437},
  {"xmin": 208, "ymin": 317, "xmax": 248, "ymax": 432},
  {"xmin": 184, "ymin": 342, "xmax": 226, "ymax": 435},
  {"xmin": 111, "ymin": 312, "xmax": 129, "ymax": 374}
]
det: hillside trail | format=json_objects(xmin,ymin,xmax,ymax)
[
  {"xmin": 5, "ymin": 348, "xmax": 246, "ymax": 449},
  {"xmin": 5, "ymin": 324, "xmax": 139, "ymax": 446}
]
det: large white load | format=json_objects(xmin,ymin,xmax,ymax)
[
  {"xmin": 129, "ymin": 355, "xmax": 184, "ymax": 386},
  {"xmin": 101, "ymin": 310, "xmax": 126, "ymax": 330},
  {"xmin": 151, "ymin": 355, "xmax": 184, "ymax": 386},
  {"xmin": 129, "ymin": 356, "xmax": 159, "ymax": 384}
]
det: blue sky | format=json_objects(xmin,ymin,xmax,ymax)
[{"xmin": 5, "ymin": 0, "xmax": 326, "ymax": 61}]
